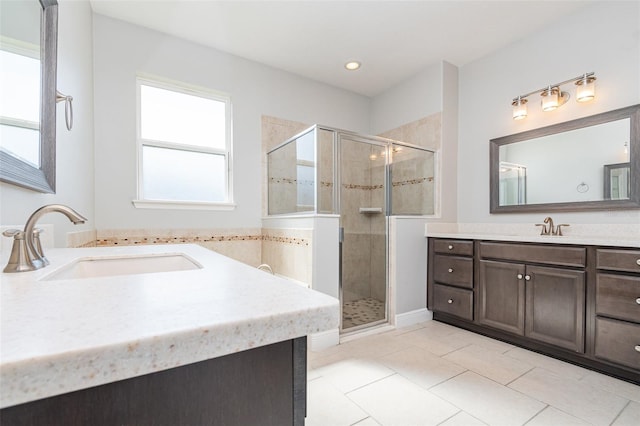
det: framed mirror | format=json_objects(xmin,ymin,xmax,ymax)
[
  {"xmin": 0, "ymin": 0, "xmax": 57, "ymax": 193},
  {"xmin": 490, "ymin": 104, "xmax": 640, "ymax": 213}
]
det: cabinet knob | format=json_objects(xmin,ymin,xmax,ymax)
[
  {"xmin": 448, "ymin": 245, "xmax": 454, "ymax": 250},
  {"xmin": 636, "ymin": 298, "xmax": 640, "ymax": 305},
  {"xmin": 447, "ymin": 299, "xmax": 453, "ymax": 304},
  {"xmin": 524, "ymin": 275, "xmax": 531, "ymax": 281},
  {"xmin": 517, "ymin": 274, "xmax": 523, "ymax": 280},
  {"xmin": 636, "ymin": 259, "xmax": 640, "ymax": 266},
  {"xmin": 635, "ymin": 345, "xmax": 640, "ymax": 353},
  {"xmin": 448, "ymin": 268, "xmax": 454, "ymax": 273}
]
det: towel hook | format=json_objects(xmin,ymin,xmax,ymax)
[{"xmin": 56, "ymin": 90, "xmax": 73, "ymax": 130}]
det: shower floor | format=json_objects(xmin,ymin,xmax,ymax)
[{"xmin": 342, "ymin": 298, "xmax": 385, "ymax": 329}]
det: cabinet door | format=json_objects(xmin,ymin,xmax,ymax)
[
  {"xmin": 525, "ymin": 265, "xmax": 585, "ymax": 353},
  {"xmin": 478, "ymin": 260, "xmax": 525, "ymax": 335}
]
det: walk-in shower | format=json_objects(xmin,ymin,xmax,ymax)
[{"xmin": 267, "ymin": 125, "xmax": 436, "ymax": 332}]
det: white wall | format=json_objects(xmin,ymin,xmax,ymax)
[
  {"xmin": 0, "ymin": 0, "xmax": 95, "ymax": 248},
  {"xmin": 458, "ymin": 1, "xmax": 640, "ymax": 224},
  {"xmin": 389, "ymin": 217, "xmax": 429, "ymax": 318},
  {"xmin": 440, "ymin": 61, "xmax": 458, "ymax": 223},
  {"xmin": 92, "ymin": 15, "xmax": 371, "ymax": 231}
]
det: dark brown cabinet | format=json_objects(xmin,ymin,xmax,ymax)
[
  {"xmin": 594, "ymin": 248, "xmax": 640, "ymax": 371},
  {"xmin": 428, "ymin": 237, "xmax": 640, "ymax": 384},
  {"xmin": 428, "ymin": 239, "xmax": 474, "ymax": 322},
  {"xmin": 524, "ymin": 265, "xmax": 585, "ymax": 352},
  {"xmin": 478, "ymin": 260, "xmax": 525, "ymax": 335},
  {"xmin": 0, "ymin": 338, "xmax": 307, "ymax": 426},
  {"xmin": 478, "ymin": 260, "xmax": 585, "ymax": 352}
]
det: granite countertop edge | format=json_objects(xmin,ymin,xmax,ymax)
[{"xmin": 0, "ymin": 244, "xmax": 339, "ymax": 409}]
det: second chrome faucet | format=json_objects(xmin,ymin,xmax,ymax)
[{"xmin": 536, "ymin": 216, "xmax": 570, "ymax": 236}]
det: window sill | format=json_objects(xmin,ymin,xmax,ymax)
[{"xmin": 132, "ymin": 199, "xmax": 236, "ymax": 211}]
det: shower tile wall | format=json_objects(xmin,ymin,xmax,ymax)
[
  {"xmin": 378, "ymin": 112, "xmax": 442, "ymax": 151},
  {"xmin": 318, "ymin": 128, "xmax": 334, "ymax": 214},
  {"xmin": 261, "ymin": 115, "xmax": 311, "ymax": 216},
  {"xmin": 390, "ymin": 148, "xmax": 435, "ymax": 215},
  {"xmin": 268, "ymin": 141, "xmax": 299, "ymax": 214},
  {"xmin": 341, "ymin": 141, "xmax": 386, "ymax": 304},
  {"xmin": 379, "ymin": 112, "xmax": 441, "ymax": 216}
]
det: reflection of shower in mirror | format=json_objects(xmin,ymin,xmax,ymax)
[{"xmin": 498, "ymin": 161, "xmax": 527, "ymax": 206}]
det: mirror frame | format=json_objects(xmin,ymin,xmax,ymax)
[
  {"xmin": 490, "ymin": 104, "xmax": 640, "ymax": 213},
  {"xmin": 0, "ymin": 0, "xmax": 57, "ymax": 193}
]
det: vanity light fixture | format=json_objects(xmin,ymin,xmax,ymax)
[
  {"xmin": 344, "ymin": 61, "xmax": 361, "ymax": 71},
  {"xmin": 511, "ymin": 72, "xmax": 596, "ymax": 120},
  {"xmin": 512, "ymin": 96, "xmax": 528, "ymax": 120},
  {"xmin": 575, "ymin": 73, "xmax": 597, "ymax": 102}
]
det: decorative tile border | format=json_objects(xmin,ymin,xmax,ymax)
[
  {"xmin": 269, "ymin": 177, "xmax": 297, "ymax": 185},
  {"xmin": 261, "ymin": 234, "xmax": 310, "ymax": 246},
  {"xmin": 342, "ymin": 183, "xmax": 384, "ymax": 190},
  {"xmin": 96, "ymin": 231, "xmax": 308, "ymax": 247},
  {"xmin": 391, "ymin": 177, "xmax": 434, "ymax": 187},
  {"xmin": 268, "ymin": 177, "xmax": 319, "ymax": 187}
]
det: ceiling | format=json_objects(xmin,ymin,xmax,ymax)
[{"xmin": 89, "ymin": 0, "xmax": 596, "ymax": 97}]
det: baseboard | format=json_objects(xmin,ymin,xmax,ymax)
[
  {"xmin": 309, "ymin": 328, "xmax": 339, "ymax": 351},
  {"xmin": 395, "ymin": 308, "xmax": 432, "ymax": 329}
]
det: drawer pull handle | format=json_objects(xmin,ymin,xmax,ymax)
[
  {"xmin": 448, "ymin": 268, "xmax": 454, "ymax": 273},
  {"xmin": 637, "ymin": 259, "xmax": 640, "ymax": 266},
  {"xmin": 447, "ymin": 299, "xmax": 453, "ymax": 304},
  {"xmin": 636, "ymin": 298, "xmax": 640, "ymax": 305},
  {"xmin": 448, "ymin": 245, "xmax": 454, "ymax": 250},
  {"xmin": 525, "ymin": 275, "xmax": 531, "ymax": 281},
  {"xmin": 635, "ymin": 345, "xmax": 640, "ymax": 353},
  {"xmin": 517, "ymin": 274, "xmax": 523, "ymax": 280}
]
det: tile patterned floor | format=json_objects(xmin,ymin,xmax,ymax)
[
  {"xmin": 342, "ymin": 298, "xmax": 385, "ymax": 329},
  {"xmin": 307, "ymin": 321, "xmax": 640, "ymax": 426}
]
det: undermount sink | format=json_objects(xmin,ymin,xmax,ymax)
[{"xmin": 41, "ymin": 253, "xmax": 202, "ymax": 281}]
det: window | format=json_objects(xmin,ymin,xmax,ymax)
[
  {"xmin": 134, "ymin": 75, "xmax": 233, "ymax": 209},
  {"xmin": 0, "ymin": 39, "xmax": 40, "ymax": 167}
]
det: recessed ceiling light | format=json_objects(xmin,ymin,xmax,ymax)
[{"xmin": 344, "ymin": 61, "xmax": 361, "ymax": 71}]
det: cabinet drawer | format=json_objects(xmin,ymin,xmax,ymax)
[
  {"xmin": 433, "ymin": 255, "xmax": 473, "ymax": 289},
  {"xmin": 479, "ymin": 242, "xmax": 585, "ymax": 268},
  {"xmin": 596, "ymin": 274, "xmax": 640, "ymax": 323},
  {"xmin": 594, "ymin": 317, "xmax": 640, "ymax": 369},
  {"xmin": 433, "ymin": 239, "xmax": 473, "ymax": 256},
  {"xmin": 597, "ymin": 249, "xmax": 640, "ymax": 273},
  {"xmin": 433, "ymin": 284, "xmax": 473, "ymax": 321}
]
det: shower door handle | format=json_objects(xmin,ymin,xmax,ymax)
[{"xmin": 339, "ymin": 227, "xmax": 344, "ymax": 243}]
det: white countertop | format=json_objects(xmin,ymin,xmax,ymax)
[
  {"xmin": 425, "ymin": 232, "xmax": 640, "ymax": 248},
  {"xmin": 0, "ymin": 244, "xmax": 339, "ymax": 409}
]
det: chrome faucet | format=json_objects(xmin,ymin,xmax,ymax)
[
  {"xmin": 3, "ymin": 204, "xmax": 87, "ymax": 273},
  {"xmin": 535, "ymin": 216, "xmax": 570, "ymax": 236}
]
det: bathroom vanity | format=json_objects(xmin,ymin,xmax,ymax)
[
  {"xmin": 427, "ymin": 234, "xmax": 640, "ymax": 384},
  {"xmin": 0, "ymin": 244, "xmax": 339, "ymax": 425}
]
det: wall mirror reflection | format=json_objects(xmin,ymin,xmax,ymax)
[
  {"xmin": 0, "ymin": 0, "xmax": 57, "ymax": 193},
  {"xmin": 604, "ymin": 162, "xmax": 631, "ymax": 200},
  {"xmin": 490, "ymin": 104, "xmax": 640, "ymax": 213}
]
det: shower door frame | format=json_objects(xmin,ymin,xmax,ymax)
[{"xmin": 335, "ymin": 131, "xmax": 391, "ymax": 333}]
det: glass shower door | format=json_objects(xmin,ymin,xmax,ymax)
[{"xmin": 339, "ymin": 136, "xmax": 387, "ymax": 331}]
